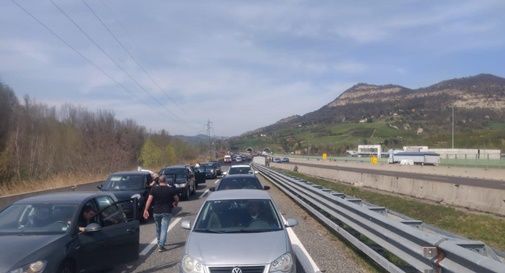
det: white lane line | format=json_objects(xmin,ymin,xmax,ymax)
[
  {"xmin": 214, "ymin": 179, "xmax": 220, "ymax": 184},
  {"xmin": 139, "ymin": 217, "xmax": 182, "ymax": 256},
  {"xmin": 282, "ymin": 216, "xmax": 321, "ymax": 273},
  {"xmin": 199, "ymin": 189, "xmax": 210, "ymax": 199}
]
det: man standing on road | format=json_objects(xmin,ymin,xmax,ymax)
[{"xmin": 143, "ymin": 175, "xmax": 179, "ymax": 252}]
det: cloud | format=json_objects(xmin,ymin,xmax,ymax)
[{"xmin": 1, "ymin": 0, "xmax": 504, "ymax": 136}]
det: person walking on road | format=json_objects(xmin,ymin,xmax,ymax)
[{"xmin": 143, "ymin": 175, "xmax": 179, "ymax": 252}]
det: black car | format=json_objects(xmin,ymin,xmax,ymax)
[
  {"xmin": 212, "ymin": 174, "xmax": 270, "ymax": 191},
  {"xmin": 0, "ymin": 192, "xmax": 139, "ymax": 273},
  {"xmin": 160, "ymin": 165, "xmax": 196, "ymax": 200},
  {"xmin": 200, "ymin": 163, "xmax": 218, "ymax": 179},
  {"xmin": 98, "ymin": 171, "xmax": 153, "ymax": 221},
  {"xmin": 192, "ymin": 166, "xmax": 207, "ymax": 186},
  {"xmin": 208, "ymin": 161, "xmax": 222, "ymax": 176}
]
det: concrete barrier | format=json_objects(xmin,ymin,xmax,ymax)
[{"xmin": 273, "ymin": 163, "xmax": 505, "ymax": 216}]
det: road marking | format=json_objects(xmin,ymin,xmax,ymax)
[
  {"xmin": 139, "ymin": 217, "xmax": 182, "ymax": 256},
  {"xmin": 282, "ymin": 216, "xmax": 321, "ymax": 273},
  {"xmin": 199, "ymin": 189, "xmax": 210, "ymax": 199},
  {"xmin": 214, "ymin": 179, "xmax": 220, "ymax": 184}
]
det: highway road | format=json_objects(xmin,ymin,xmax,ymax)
[
  {"xmin": 286, "ymin": 161, "xmax": 505, "ymax": 190},
  {"xmin": 0, "ymin": 166, "xmax": 372, "ymax": 273}
]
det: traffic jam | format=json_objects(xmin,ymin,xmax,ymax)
[{"xmin": 0, "ymin": 156, "xmax": 301, "ymax": 273}]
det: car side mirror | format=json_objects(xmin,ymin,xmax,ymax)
[
  {"xmin": 96, "ymin": 184, "xmax": 102, "ymax": 190},
  {"xmin": 209, "ymin": 187, "xmax": 216, "ymax": 192},
  {"xmin": 285, "ymin": 218, "xmax": 298, "ymax": 227},
  {"xmin": 180, "ymin": 220, "xmax": 191, "ymax": 230},
  {"xmin": 84, "ymin": 223, "xmax": 103, "ymax": 233},
  {"xmin": 263, "ymin": 186, "xmax": 270, "ymax": 190}
]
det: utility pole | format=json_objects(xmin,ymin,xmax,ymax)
[
  {"xmin": 451, "ymin": 106, "xmax": 455, "ymax": 149},
  {"xmin": 206, "ymin": 120, "xmax": 213, "ymax": 160}
]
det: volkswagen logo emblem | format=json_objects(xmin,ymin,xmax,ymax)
[{"xmin": 231, "ymin": 267, "xmax": 242, "ymax": 273}]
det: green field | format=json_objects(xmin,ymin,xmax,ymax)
[{"xmin": 231, "ymin": 120, "xmax": 505, "ymax": 157}]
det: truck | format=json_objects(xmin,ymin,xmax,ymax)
[{"xmin": 252, "ymin": 156, "xmax": 266, "ymax": 166}]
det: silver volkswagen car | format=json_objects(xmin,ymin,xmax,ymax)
[{"xmin": 180, "ymin": 189, "xmax": 298, "ymax": 273}]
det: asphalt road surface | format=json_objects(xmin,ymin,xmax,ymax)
[
  {"xmin": 0, "ymin": 166, "xmax": 371, "ymax": 273},
  {"xmin": 287, "ymin": 161, "xmax": 505, "ymax": 190}
]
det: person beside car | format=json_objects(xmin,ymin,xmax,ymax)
[
  {"xmin": 78, "ymin": 205, "xmax": 97, "ymax": 232},
  {"xmin": 143, "ymin": 175, "xmax": 179, "ymax": 252}
]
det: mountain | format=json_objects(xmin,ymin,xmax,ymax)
[{"xmin": 230, "ymin": 74, "xmax": 505, "ymax": 154}]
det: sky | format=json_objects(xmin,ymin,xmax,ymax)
[{"xmin": 1, "ymin": 0, "xmax": 504, "ymax": 136}]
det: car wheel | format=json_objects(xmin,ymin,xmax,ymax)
[{"xmin": 58, "ymin": 260, "xmax": 76, "ymax": 273}]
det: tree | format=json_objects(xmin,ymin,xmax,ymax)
[{"xmin": 139, "ymin": 138, "xmax": 163, "ymax": 169}]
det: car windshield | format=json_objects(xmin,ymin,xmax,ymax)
[
  {"xmin": 163, "ymin": 168, "xmax": 186, "ymax": 176},
  {"xmin": 102, "ymin": 174, "xmax": 145, "ymax": 191},
  {"xmin": 228, "ymin": 167, "xmax": 252, "ymax": 174},
  {"xmin": 217, "ymin": 177, "xmax": 262, "ymax": 190},
  {"xmin": 193, "ymin": 199, "xmax": 282, "ymax": 233},
  {"xmin": 0, "ymin": 203, "xmax": 78, "ymax": 235}
]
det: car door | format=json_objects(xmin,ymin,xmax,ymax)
[
  {"xmin": 95, "ymin": 196, "xmax": 140, "ymax": 265},
  {"xmin": 76, "ymin": 200, "xmax": 107, "ymax": 272}
]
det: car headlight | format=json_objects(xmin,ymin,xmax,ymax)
[
  {"xmin": 269, "ymin": 253, "xmax": 293, "ymax": 272},
  {"xmin": 181, "ymin": 255, "xmax": 204, "ymax": 273},
  {"xmin": 131, "ymin": 194, "xmax": 141, "ymax": 199},
  {"xmin": 10, "ymin": 260, "xmax": 47, "ymax": 273},
  {"xmin": 175, "ymin": 183, "xmax": 187, "ymax": 188}
]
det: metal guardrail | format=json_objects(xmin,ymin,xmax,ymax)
[{"xmin": 253, "ymin": 164, "xmax": 505, "ymax": 273}]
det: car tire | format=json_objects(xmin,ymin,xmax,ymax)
[{"xmin": 58, "ymin": 260, "xmax": 76, "ymax": 273}]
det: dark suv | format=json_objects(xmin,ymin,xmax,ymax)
[
  {"xmin": 98, "ymin": 171, "xmax": 152, "ymax": 221},
  {"xmin": 160, "ymin": 165, "xmax": 196, "ymax": 200}
]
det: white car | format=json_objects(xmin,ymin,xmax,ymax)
[
  {"xmin": 224, "ymin": 164, "xmax": 256, "ymax": 176},
  {"xmin": 224, "ymin": 155, "xmax": 232, "ymax": 163}
]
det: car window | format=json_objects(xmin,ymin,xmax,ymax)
[
  {"xmin": 228, "ymin": 167, "xmax": 252, "ymax": 174},
  {"xmin": 217, "ymin": 177, "xmax": 262, "ymax": 190},
  {"xmin": 95, "ymin": 197, "xmax": 126, "ymax": 226},
  {"xmin": 0, "ymin": 203, "xmax": 78, "ymax": 234},
  {"xmin": 102, "ymin": 174, "xmax": 145, "ymax": 191},
  {"xmin": 194, "ymin": 199, "xmax": 282, "ymax": 233}
]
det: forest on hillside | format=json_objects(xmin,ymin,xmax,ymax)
[{"xmin": 0, "ymin": 82, "xmax": 198, "ymax": 185}]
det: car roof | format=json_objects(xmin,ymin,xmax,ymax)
[
  {"xmin": 221, "ymin": 174, "xmax": 257, "ymax": 180},
  {"xmin": 164, "ymin": 165, "xmax": 188, "ymax": 169},
  {"xmin": 207, "ymin": 189, "xmax": 271, "ymax": 201},
  {"xmin": 110, "ymin": 171, "xmax": 149, "ymax": 176},
  {"xmin": 230, "ymin": 165, "xmax": 251, "ymax": 168},
  {"xmin": 14, "ymin": 191, "xmax": 113, "ymax": 205}
]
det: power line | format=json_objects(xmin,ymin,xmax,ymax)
[
  {"xmin": 81, "ymin": 0, "xmax": 177, "ymax": 105},
  {"xmin": 49, "ymin": 0, "xmax": 183, "ymax": 122},
  {"xmin": 10, "ymin": 0, "xmax": 141, "ymax": 103}
]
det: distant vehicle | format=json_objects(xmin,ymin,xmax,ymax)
[
  {"xmin": 226, "ymin": 164, "xmax": 254, "ymax": 175},
  {"xmin": 281, "ymin": 157, "xmax": 290, "ymax": 163},
  {"xmin": 98, "ymin": 171, "xmax": 153, "ymax": 221},
  {"xmin": 208, "ymin": 161, "xmax": 222, "ymax": 176},
  {"xmin": 180, "ymin": 190, "xmax": 298, "ymax": 273},
  {"xmin": 160, "ymin": 165, "xmax": 196, "ymax": 200},
  {"xmin": 388, "ymin": 151, "xmax": 440, "ymax": 165},
  {"xmin": 192, "ymin": 165, "xmax": 207, "ymax": 186},
  {"xmin": 272, "ymin": 157, "xmax": 282, "ymax": 163},
  {"xmin": 234, "ymin": 156, "xmax": 243, "ymax": 162},
  {"xmin": 212, "ymin": 174, "xmax": 270, "ymax": 191},
  {"xmin": 252, "ymin": 156, "xmax": 266, "ymax": 166},
  {"xmin": 0, "ymin": 192, "xmax": 139, "ymax": 273},
  {"xmin": 200, "ymin": 163, "xmax": 218, "ymax": 179},
  {"xmin": 223, "ymin": 155, "xmax": 232, "ymax": 163}
]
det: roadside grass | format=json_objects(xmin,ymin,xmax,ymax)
[
  {"xmin": 277, "ymin": 169, "xmax": 505, "ymax": 251},
  {"xmin": 0, "ymin": 172, "xmax": 108, "ymax": 196}
]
